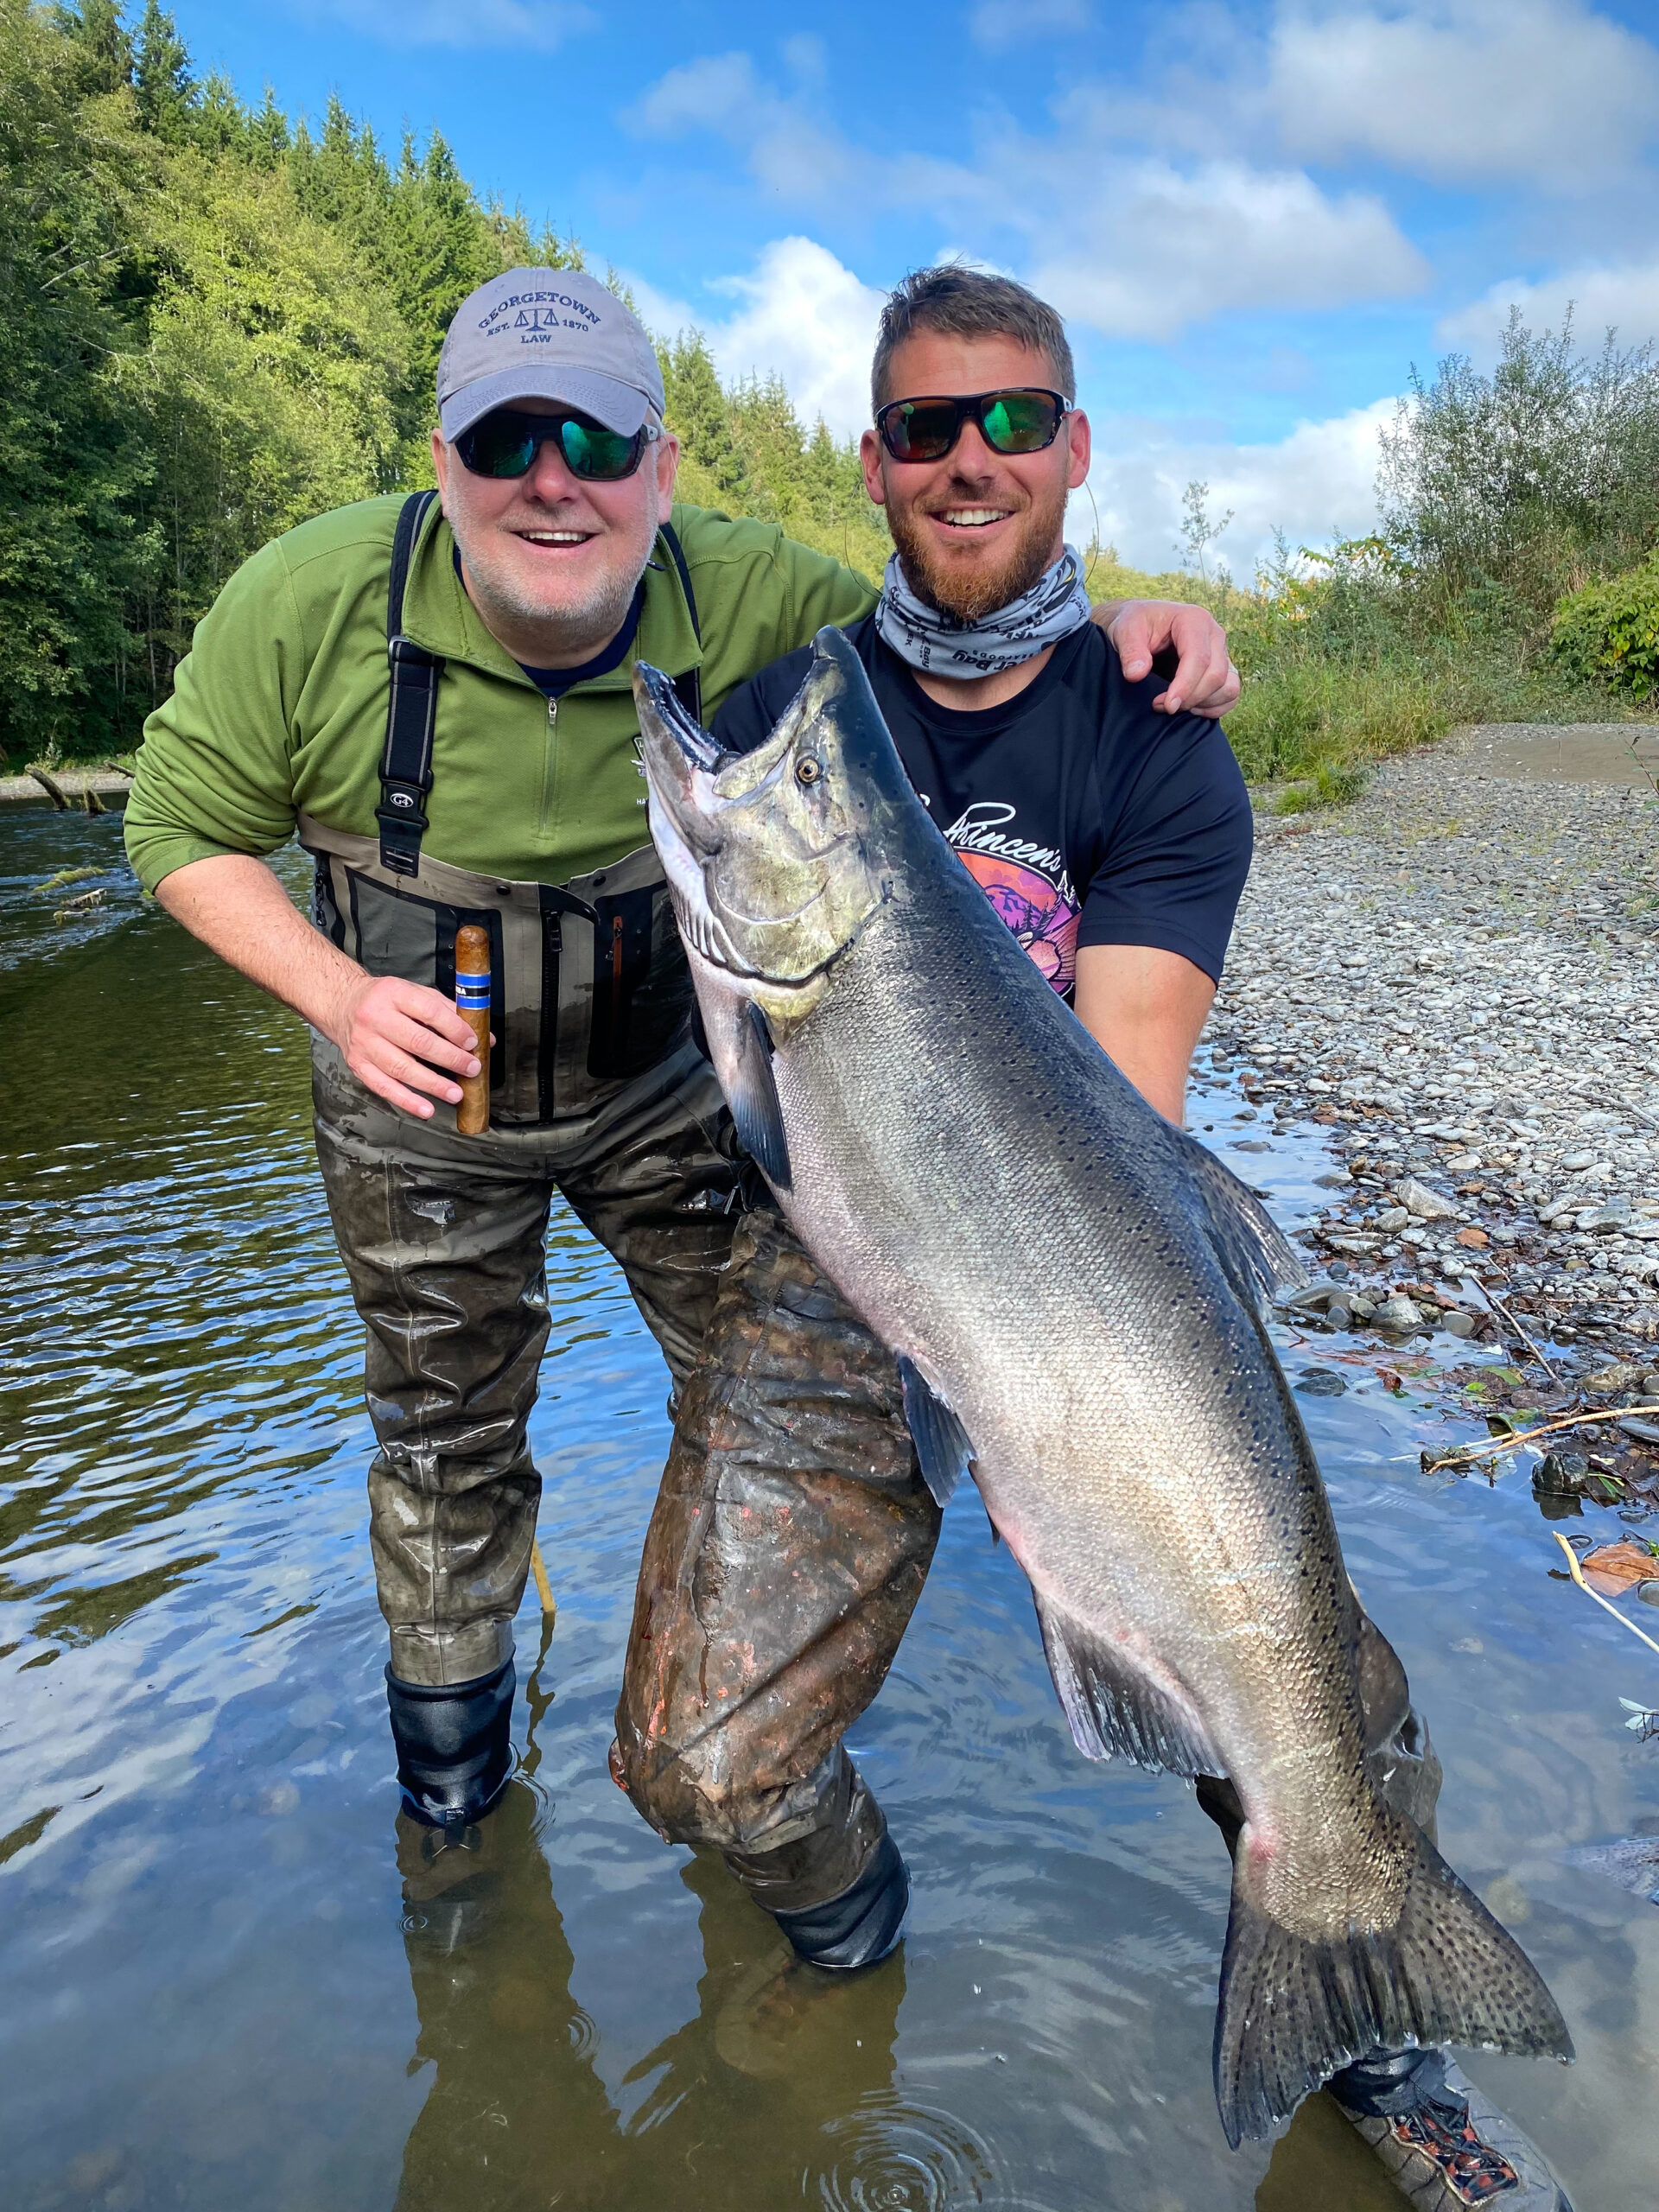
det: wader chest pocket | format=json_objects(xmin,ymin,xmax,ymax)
[
  {"xmin": 587, "ymin": 885, "xmax": 693, "ymax": 1082},
  {"xmin": 331, "ymin": 868, "xmax": 509, "ymax": 1093}
]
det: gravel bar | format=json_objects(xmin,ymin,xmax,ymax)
[{"xmin": 1207, "ymin": 726, "xmax": 1659, "ymax": 1393}]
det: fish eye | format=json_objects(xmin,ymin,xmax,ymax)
[{"xmin": 795, "ymin": 756, "xmax": 823, "ymax": 786}]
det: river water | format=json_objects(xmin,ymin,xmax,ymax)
[{"xmin": 2, "ymin": 805, "xmax": 1654, "ymax": 2212}]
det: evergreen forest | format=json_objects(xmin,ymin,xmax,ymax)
[{"xmin": 0, "ymin": 0, "xmax": 889, "ymax": 764}]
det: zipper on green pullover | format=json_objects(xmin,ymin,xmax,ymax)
[{"xmin": 542, "ymin": 693, "xmax": 557, "ymax": 842}]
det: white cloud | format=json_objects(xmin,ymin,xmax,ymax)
[
  {"xmin": 1024, "ymin": 156, "xmax": 1424, "ymax": 341},
  {"xmin": 633, "ymin": 238, "xmax": 884, "ymax": 442},
  {"xmin": 1268, "ymin": 0, "xmax": 1659, "ymax": 188},
  {"xmin": 301, "ymin": 0, "xmax": 595, "ymax": 46},
  {"xmin": 626, "ymin": 51, "xmax": 760, "ymax": 137},
  {"xmin": 618, "ymin": 270, "xmax": 697, "ymax": 344},
  {"xmin": 626, "ymin": 51, "xmax": 1427, "ymax": 342},
  {"xmin": 970, "ymin": 0, "xmax": 1091, "ymax": 48},
  {"xmin": 708, "ymin": 239, "xmax": 887, "ymax": 438},
  {"xmin": 1084, "ymin": 396, "xmax": 1395, "ymax": 575},
  {"xmin": 622, "ymin": 47, "xmax": 856, "ymax": 200},
  {"xmin": 1439, "ymin": 262, "xmax": 1659, "ymax": 355}
]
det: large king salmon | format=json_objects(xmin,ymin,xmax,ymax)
[{"xmin": 632, "ymin": 627, "xmax": 1571, "ymax": 2145}]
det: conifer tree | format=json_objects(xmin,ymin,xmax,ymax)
[
  {"xmin": 58, "ymin": 0, "xmax": 131, "ymax": 92},
  {"xmin": 132, "ymin": 0, "xmax": 192, "ymax": 139}
]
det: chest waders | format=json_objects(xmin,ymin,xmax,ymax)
[
  {"xmin": 299, "ymin": 489, "xmax": 704, "ymax": 1131},
  {"xmin": 308, "ymin": 505, "xmax": 924, "ymax": 1969}
]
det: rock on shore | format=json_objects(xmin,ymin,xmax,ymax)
[{"xmin": 1205, "ymin": 736, "xmax": 1659, "ymax": 1371}]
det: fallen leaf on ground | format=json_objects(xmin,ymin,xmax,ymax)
[
  {"xmin": 1580, "ymin": 1541, "xmax": 1659, "ymax": 1595},
  {"xmin": 1456, "ymin": 1227, "xmax": 1490, "ymax": 1249}
]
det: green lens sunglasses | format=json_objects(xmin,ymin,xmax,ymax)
[
  {"xmin": 455, "ymin": 407, "xmax": 660, "ymax": 482},
  {"xmin": 874, "ymin": 386, "xmax": 1071, "ymax": 465}
]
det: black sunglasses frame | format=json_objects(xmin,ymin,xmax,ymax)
[
  {"xmin": 454, "ymin": 406, "xmax": 661, "ymax": 483},
  {"xmin": 873, "ymin": 386, "xmax": 1073, "ymax": 465}
]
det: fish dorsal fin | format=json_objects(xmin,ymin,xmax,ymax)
[
  {"xmin": 1034, "ymin": 1590, "xmax": 1223, "ymax": 1777},
  {"xmin": 897, "ymin": 1355, "xmax": 973, "ymax": 1508},
  {"xmin": 729, "ymin": 1001, "xmax": 792, "ymax": 1191},
  {"xmin": 1169, "ymin": 1125, "xmax": 1307, "ymax": 1309}
]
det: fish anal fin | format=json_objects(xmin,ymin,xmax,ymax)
[
  {"xmin": 729, "ymin": 1000, "xmax": 791, "ymax": 1191},
  {"xmin": 1033, "ymin": 1592, "xmax": 1220, "ymax": 1777},
  {"xmin": 1172, "ymin": 1126, "xmax": 1308, "ymax": 1307},
  {"xmin": 898, "ymin": 1355, "xmax": 973, "ymax": 1509},
  {"xmin": 1215, "ymin": 1816, "xmax": 1573, "ymax": 2147}
]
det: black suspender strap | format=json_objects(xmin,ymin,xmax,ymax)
[
  {"xmin": 378, "ymin": 489, "xmax": 442, "ymax": 879},
  {"xmin": 658, "ymin": 521, "xmax": 703, "ymax": 727}
]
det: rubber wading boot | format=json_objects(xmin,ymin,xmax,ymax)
[
  {"xmin": 385, "ymin": 1657, "xmax": 516, "ymax": 1834},
  {"xmin": 723, "ymin": 1764, "xmax": 909, "ymax": 1971},
  {"xmin": 1329, "ymin": 2046, "xmax": 1573, "ymax": 2211},
  {"xmin": 768, "ymin": 1829, "xmax": 908, "ymax": 1970}
]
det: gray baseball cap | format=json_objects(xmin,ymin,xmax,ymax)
[{"xmin": 436, "ymin": 267, "xmax": 665, "ymax": 442}]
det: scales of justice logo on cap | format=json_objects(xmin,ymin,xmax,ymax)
[{"xmin": 436, "ymin": 266, "xmax": 666, "ymax": 445}]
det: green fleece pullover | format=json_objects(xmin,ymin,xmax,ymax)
[{"xmin": 124, "ymin": 494, "xmax": 876, "ymax": 895}]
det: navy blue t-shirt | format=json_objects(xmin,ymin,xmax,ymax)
[{"xmin": 711, "ymin": 613, "xmax": 1253, "ymax": 994}]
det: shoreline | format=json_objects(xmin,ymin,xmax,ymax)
[
  {"xmin": 1210, "ymin": 717, "xmax": 1659, "ymax": 1497},
  {"xmin": 0, "ymin": 767, "xmax": 131, "ymax": 807}
]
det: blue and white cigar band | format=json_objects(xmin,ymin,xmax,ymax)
[{"xmin": 455, "ymin": 968, "xmax": 491, "ymax": 1011}]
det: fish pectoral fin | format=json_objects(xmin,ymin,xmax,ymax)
[
  {"xmin": 897, "ymin": 1356, "xmax": 973, "ymax": 1509},
  {"xmin": 1033, "ymin": 1593, "xmax": 1221, "ymax": 1777},
  {"xmin": 728, "ymin": 1000, "xmax": 792, "ymax": 1192},
  {"xmin": 1171, "ymin": 1126, "xmax": 1307, "ymax": 1306}
]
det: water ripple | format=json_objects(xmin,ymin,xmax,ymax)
[{"xmin": 814, "ymin": 2094, "xmax": 1055, "ymax": 2212}]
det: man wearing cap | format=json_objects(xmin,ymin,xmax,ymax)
[{"xmin": 124, "ymin": 268, "xmax": 1236, "ymax": 1934}]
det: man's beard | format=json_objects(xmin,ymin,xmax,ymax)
[
  {"xmin": 887, "ymin": 478, "xmax": 1068, "ymax": 624},
  {"xmin": 454, "ymin": 488, "xmax": 656, "ymax": 657}
]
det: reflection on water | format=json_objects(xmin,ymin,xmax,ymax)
[{"xmin": 1, "ymin": 810, "xmax": 1655, "ymax": 2210}]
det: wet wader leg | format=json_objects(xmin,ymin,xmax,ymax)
[
  {"xmin": 312, "ymin": 1086, "xmax": 553, "ymax": 1700},
  {"xmin": 553, "ymin": 1057, "xmax": 746, "ymax": 1402},
  {"xmin": 611, "ymin": 1210, "xmax": 941, "ymax": 1967}
]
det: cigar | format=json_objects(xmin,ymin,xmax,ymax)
[{"xmin": 454, "ymin": 924, "xmax": 491, "ymax": 1135}]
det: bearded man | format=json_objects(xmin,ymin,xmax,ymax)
[{"xmin": 626, "ymin": 266, "xmax": 1573, "ymax": 2212}]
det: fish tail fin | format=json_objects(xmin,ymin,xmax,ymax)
[{"xmin": 1213, "ymin": 1819, "xmax": 1572, "ymax": 2147}]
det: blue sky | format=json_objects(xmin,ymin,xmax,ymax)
[{"xmin": 166, "ymin": 0, "xmax": 1659, "ymax": 572}]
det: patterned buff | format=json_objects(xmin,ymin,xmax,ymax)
[{"xmin": 874, "ymin": 543, "xmax": 1094, "ymax": 677}]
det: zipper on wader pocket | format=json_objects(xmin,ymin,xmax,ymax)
[
  {"xmin": 609, "ymin": 912, "xmax": 626, "ymax": 1018},
  {"xmin": 538, "ymin": 901, "xmax": 561, "ymax": 1121}
]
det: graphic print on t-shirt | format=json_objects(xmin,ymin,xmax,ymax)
[{"xmin": 938, "ymin": 802, "xmax": 1081, "ymax": 993}]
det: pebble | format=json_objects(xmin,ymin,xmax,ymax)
[
  {"xmin": 1399, "ymin": 1178, "xmax": 1460, "ymax": 1221},
  {"xmin": 1203, "ymin": 741, "xmax": 1659, "ymax": 1371},
  {"xmin": 1297, "ymin": 1368, "xmax": 1348, "ymax": 1395},
  {"xmin": 1586, "ymin": 1362, "xmax": 1646, "ymax": 1392}
]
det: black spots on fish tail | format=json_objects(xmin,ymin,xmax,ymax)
[{"xmin": 1214, "ymin": 1820, "xmax": 1570, "ymax": 2148}]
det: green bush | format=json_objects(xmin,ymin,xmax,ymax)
[{"xmin": 1550, "ymin": 557, "xmax": 1659, "ymax": 702}]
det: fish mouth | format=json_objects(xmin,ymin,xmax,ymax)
[
  {"xmin": 633, "ymin": 654, "xmax": 860, "ymax": 986},
  {"xmin": 633, "ymin": 661, "xmax": 728, "ymax": 798}
]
